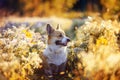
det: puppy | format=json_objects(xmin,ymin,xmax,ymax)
[{"xmin": 43, "ymin": 24, "xmax": 70, "ymax": 80}]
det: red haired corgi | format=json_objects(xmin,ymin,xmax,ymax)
[{"xmin": 43, "ymin": 24, "xmax": 70, "ymax": 80}]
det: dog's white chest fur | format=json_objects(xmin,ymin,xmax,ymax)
[{"xmin": 43, "ymin": 45, "xmax": 67, "ymax": 65}]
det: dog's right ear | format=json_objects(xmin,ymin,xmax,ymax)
[
  {"xmin": 56, "ymin": 24, "xmax": 60, "ymax": 30},
  {"xmin": 46, "ymin": 24, "xmax": 55, "ymax": 35}
]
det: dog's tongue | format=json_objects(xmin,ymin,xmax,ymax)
[
  {"xmin": 62, "ymin": 42, "xmax": 67, "ymax": 46},
  {"xmin": 56, "ymin": 40, "xmax": 68, "ymax": 46}
]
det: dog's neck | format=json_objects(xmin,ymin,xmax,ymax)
[{"xmin": 47, "ymin": 44, "xmax": 66, "ymax": 54}]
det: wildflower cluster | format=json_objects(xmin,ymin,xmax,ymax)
[
  {"xmin": 0, "ymin": 26, "xmax": 45, "ymax": 80},
  {"xmin": 1, "ymin": 18, "xmax": 120, "ymax": 80},
  {"xmin": 68, "ymin": 18, "xmax": 120, "ymax": 80}
]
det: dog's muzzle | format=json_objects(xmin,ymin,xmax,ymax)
[{"xmin": 55, "ymin": 37, "xmax": 70, "ymax": 46}]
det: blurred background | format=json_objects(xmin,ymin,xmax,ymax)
[
  {"xmin": 0, "ymin": 1, "xmax": 120, "ymax": 80},
  {"xmin": 0, "ymin": 0, "xmax": 120, "ymax": 20}
]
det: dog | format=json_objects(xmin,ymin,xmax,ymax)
[{"xmin": 43, "ymin": 24, "xmax": 70, "ymax": 80}]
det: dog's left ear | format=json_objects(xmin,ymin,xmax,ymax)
[
  {"xmin": 56, "ymin": 24, "xmax": 60, "ymax": 30},
  {"xmin": 46, "ymin": 24, "xmax": 55, "ymax": 35}
]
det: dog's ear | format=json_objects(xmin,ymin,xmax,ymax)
[
  {"xmin": 56, "ymin": 24, "xmax": 60, "ymax": 30},
  {"xmin": 46, "ymin": 24, "xmax": 55, "ymax": 35}
]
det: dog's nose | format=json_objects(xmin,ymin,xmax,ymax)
[{"xmin": 67, "ymin": 38, "xmax": 70, "ymax": 42}]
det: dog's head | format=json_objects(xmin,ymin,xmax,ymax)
[{"xmin": 46, "ymin": 24, "xmax": 70, "ymax": 46}]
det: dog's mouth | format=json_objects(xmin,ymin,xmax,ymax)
[{"xmin": 55, "ymin": 40, "xmax": 69, "ymax": 46}]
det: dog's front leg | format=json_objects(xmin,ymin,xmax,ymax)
[
  {"xmin": 59, "ymin": 62, "xmax": 66, "ymax": 75},
  {"xmin": 44, "ymin": 68, "xmax": 54, "ymax": 80},
  {"xmin": 42, "ymin": 55, "xmax": 54, "ymax": 79}
]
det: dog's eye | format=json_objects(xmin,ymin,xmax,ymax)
[{"xmin": 59, "ymin": 34, "xmax": 63, "ymax": 37}]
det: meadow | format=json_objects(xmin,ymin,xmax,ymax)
[{"xmin": 0, "ymin": 16, "xmax": 120, "ymax": 80}]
